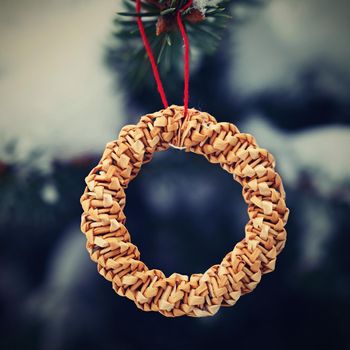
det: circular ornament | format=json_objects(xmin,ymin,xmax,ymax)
[{"xmin": 80, "ymin": 105, "xmax": 289, "ymax": 317}]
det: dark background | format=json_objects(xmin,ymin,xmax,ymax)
[{"xmin": 0, "ymin": 1, "xmax": 349, "ymax": 349}]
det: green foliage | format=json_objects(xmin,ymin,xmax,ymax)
[{"xmin": 106, "ymin": 0, "xmax": 233, "ymax": 93}]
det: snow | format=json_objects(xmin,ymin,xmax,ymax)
[
  {"xmin": 241, "ymin": 116, "xmax": 350, "ymax": 197},
  {"xmin": 193, "ymin": 0, "xmax": 223, "ymax": 13},
  {"xmin": 231, "ymin": 0, "xmax": 350, "ymax": 98},
  {"xmin": 0, "ymin": 0, "xmax": 123, "ymax": 161}
]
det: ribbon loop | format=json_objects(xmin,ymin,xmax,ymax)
[{"xmin": 135, "ymin": 0, "xmax": 193, "ymax": 117}]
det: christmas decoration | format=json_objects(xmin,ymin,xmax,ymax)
[
  {"xmin": 80, "ymin": 0, "xmax": 289, "ymax": 317},
  {"xmin": 80, "ymin": 105, "xmax": 289, "ymax": 317}
]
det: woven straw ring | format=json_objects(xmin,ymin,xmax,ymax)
[{"xmin": 80, "ymin": 105, "xmax": 289, "ymax": 317}]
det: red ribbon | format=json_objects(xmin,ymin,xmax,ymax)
[{"xmin": 136, "ymin": 0, "xmax": 193, "ymax": 117}]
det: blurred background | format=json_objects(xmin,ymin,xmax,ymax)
[{"xmin": 0, "ymin": 0, "xmax": 349, "ymax": 349}]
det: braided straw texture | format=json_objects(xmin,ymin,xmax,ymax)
[{"xmin": 80, "ymin": 105, "xmax": 289, "ymax": 317}]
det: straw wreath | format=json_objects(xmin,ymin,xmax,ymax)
[{"xmin": 80, "ymin": 105, "xmax": 289, "ymax": 317}]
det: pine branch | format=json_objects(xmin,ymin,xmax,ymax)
[{"xmin": 106, "ymin": 0, "xmax": 262, "ymax": 94}]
